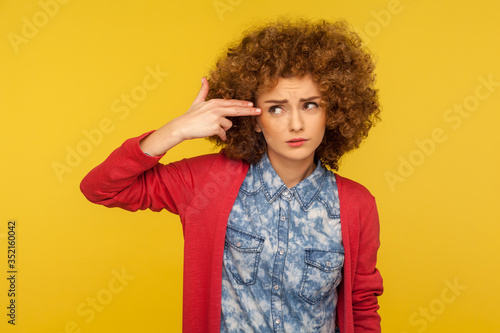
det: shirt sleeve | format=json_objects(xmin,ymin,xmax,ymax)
[
  {"xmin": 352, "ymin": 198, "xmax": 383, "ymax": 332},
  {"xmin": 79, "ymin": 131, "xmax": 215, "ymax": 215}
]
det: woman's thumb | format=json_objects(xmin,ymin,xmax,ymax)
[{"xmin": 192, "ymin": 77, "xmax": 209, "ymax": 105}]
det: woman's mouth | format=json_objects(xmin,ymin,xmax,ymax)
[{"xmin": 287, "ymin": 138, "xmax": 308, "ymax": 147}]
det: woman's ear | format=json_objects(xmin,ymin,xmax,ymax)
[{"xmin": 255, "ymin": 122, "xmax": 262, "ymax": 133}]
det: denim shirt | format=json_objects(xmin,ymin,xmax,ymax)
[{"xmin": 220, "ymin": 153, "xmax": 344, "ymax": 332}]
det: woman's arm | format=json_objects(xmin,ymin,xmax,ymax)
[
  {"xmin": 80, "ymin": 77, "xmax": 261, "ymax": 212},
  {"xmin": 352, "ymin": 199, "xmax": 383, "ymax": 332}
]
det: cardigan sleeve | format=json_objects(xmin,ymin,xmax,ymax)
[
  {"xmin": 336, "ymin": 174, "xmax": 383, "ymax": 333},
  {"xmin": 351, "ymin": 197, "xmax": 383, "ymax": 332},
  {"xmin": 80, "ymin": 131, "xmax": 218, "ymax": 216}
]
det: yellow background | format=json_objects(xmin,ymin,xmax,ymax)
[{"xmin": 1, "ymin": 0, "xmax": 499, "ymax": 332}]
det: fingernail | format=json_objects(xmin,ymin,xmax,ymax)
[{"xmin": 255, "ymin": 108, "xmax": 261, "ymax": 113}]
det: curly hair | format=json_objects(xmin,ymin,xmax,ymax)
[{"xmin": 206, "ymin": 18, "xmax": 380, "ymax": 170}]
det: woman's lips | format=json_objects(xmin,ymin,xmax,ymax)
[{"xmin": 287, "ymin": 138, "xmax": 308, "ymax": 147}]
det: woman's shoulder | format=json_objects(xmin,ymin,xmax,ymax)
[
  {"xmin": 333, "ymin": 173, "xmax": 375, "ymax": 202},
  {"xmin": 172, "ymin": 150, "xmax": 248, "ymax": 169},
  {"xmin": 167, "ymin": 151, "xmax": 250, "ymax": 182}
]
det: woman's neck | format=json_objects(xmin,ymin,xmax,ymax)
[{"xmin": 266, "ymin": 153, "xmax": 316, "ymax": 188}]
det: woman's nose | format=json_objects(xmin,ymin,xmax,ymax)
[{"xmin": 289, "ymin": 109, "xmax": 304, "ymax": 132}]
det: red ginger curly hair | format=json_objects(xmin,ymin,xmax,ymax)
[{"xmin": 206, "ymin": 18, "xmax": 381, "ymax": 170}]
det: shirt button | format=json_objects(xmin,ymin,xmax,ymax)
[
  {"xmin": 236, "ymin": 242, "xmax": 242, "ymax": 248},
  {"xmin": 274, "ymin": 284, "xmax": 279, "ymax": 290},
  {"xmin": 275, "ymin": 318, "xmax": 281, "ymax": 324},
  {"xmin": 326, "ymin": 261, "xmax": 331, "ymax": 267},
  {"xmin": 281, "ymin": 216, "xmax": 286, "ymax": 221},
  {"xmin": 279, "ymin": 249, "xmax": 285, "ymax": 255}
]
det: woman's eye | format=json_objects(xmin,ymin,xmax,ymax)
[
  {"xmin": 269, "ymin": 106, "xmax": 285, "ymax": 114},
  {"xmin": 303, "ymin": 102, "xmax": 319, "ymax": 110}
]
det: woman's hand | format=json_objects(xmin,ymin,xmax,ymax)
[
  {"xmin": 140, "ymin": 77, "xmax": 261, "ymax": 156},
  {"xmin": 172, "ymin": 77, "xmax": 261, "ymax": 141}
]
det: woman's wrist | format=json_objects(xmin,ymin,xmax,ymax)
[{"xmin": 139, "ymin": 122, "xmax": 184, "ymax": 157}]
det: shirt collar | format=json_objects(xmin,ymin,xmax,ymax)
[{"xmin": 255, "ymin": 153, "xmax": 327, "ymax": 209}]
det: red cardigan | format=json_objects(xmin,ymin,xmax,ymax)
[{"xmin": 80, "ymin": 132, "xmax": 383, "ymax": 332}]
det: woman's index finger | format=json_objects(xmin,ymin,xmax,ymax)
[
  {"xmin": 216, "ymin": 98, "xmax": 254, "ymax": 107},
  {"xmin": 223, "ymin": 106, "xmax": 262, "ymax": 117}
]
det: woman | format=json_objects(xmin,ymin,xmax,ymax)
[{"xmin": 81, "ymin": 18, "xmax": 383, "ymax": 332}]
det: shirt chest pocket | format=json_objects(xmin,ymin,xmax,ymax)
[
  {"xmin": 299, "ymin": 249, "xmax": 344, "ymax": 305},
  {"xmin": 224, "ymin": 226, "xmax": 265, "ymax": 285}
]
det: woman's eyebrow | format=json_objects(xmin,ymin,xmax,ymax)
[{"xmin": 263, "ymin": 96, "xmax": 321, "ymax": 103}]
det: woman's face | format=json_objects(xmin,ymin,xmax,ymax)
[{"xmin": 255, "ymin": 74, "xmax": 326, "ymax": 168}]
